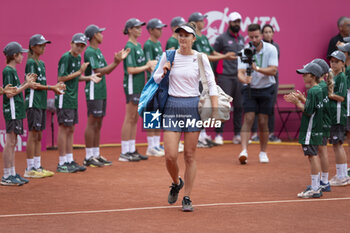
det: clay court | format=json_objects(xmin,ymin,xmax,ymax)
[{"xmin": 0, "ymin": 143, "xmax": 350, "ymax": 233}]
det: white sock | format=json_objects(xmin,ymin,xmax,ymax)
[
  {"xmin": 59, "ymin": 156, "xmax": 67, "ymax": 165},
  {"xmin": 311, "ymin": 174, "xmax": 320, "ymax": 191},
  {"xmin": 10, "ymin": 167, "xmax": 16, "ymax": 176},
  {"xmin": 27, "ymin": 159, "xmax": 35, "ymax": 171},
  {"xmin": 259, "ymin": 151, "xmax": 267, "ymax": 156},
  {"xmin": 342, "ymin": 164, "xmax": 348, "ymax": 178},
  {"xmin": 129, "ymin": 140, "xmax": 136, "ymax": 153},
  {"xmin": 85, "ymin": 148, "xmax": 93, "ymax": 160},
  {"xmin": 92, "ymin": 147, "xmax": 99, "ymax": 158},
  {"xmin": 147, "ymin": 137, "xmax": 154, "ymax": 150},
  {"xmin": 321, "ymin": 172, "xmax": 329, "ymax": 184},
  {"xmin": 121, "ymin": 141, "xmax": 129, "ymax": 154},
  {"xmin": 154, "ymin": 136, "xmax": 160, "ymax": 148},
  {"xmin": 66, "ymin": 153, "xmax": 73, "ymax": 163},
  {"xmin": 199, "ymin": 129, "xmax": 207, "ymax": 140},
  {"xmin": 240, "ymin": 149, "xmax": 247, "ymax": 155},
  {"xmin": 336, "ymin": 164, "xmax": 342, "ymax": 179},
  {"xmin": 34, "ymin": 156, "xmax": 41, "ymax": 169},
  {"xmin": 3, "ymin": 168, "xmax": 11, "ymax": 178}
]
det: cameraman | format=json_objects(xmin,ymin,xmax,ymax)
[{"xmin": 237, "ymin": 23, "xmax": 278, "ymax": 165}]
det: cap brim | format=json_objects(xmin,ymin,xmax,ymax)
[
  {"xmin": 99, "ymin": 28, "xmax": 106, "ymax": 32},
  {"xmin": 38, "ymin": 40, "xmax": 52, "ymax": 45},
  {"xmin": 135, "ymin": 22, "xmax": 146, "ymax": 27},
  {"xmin": 21, "ymin": 48, "xmax": 29, "ymax": 53},
  {"xmin": 296, "ymin": 68, "xmax": 308, "ymax": 74},
  {"xmin": 73, "ymin": 40, "xmax": 87, "ymax": 45},
  {"xmin": 175, "ymin": 25, "xmax": 196, "ymax": 36},
  {"xmin": 337, "ymin": 45, "xmax": 347, "ymax": 52}
]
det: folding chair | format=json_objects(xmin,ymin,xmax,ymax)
[{"xmin": 276, "ymin": 84, "xmax": 302, "ymax": 140}]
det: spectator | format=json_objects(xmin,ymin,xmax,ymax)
[
  {"xmin": 327, "ymin": 17, "xmax": 350, "ymax": 56},
  {"xmin": 212, "ymin": 12, "xmax": 244, "ymax": 145}
]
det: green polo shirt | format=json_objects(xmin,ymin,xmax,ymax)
[
  {"xmin": 143, "ymin": 39, "xmax": 163, "ymax": 79},
  {"xmin": 55, "ymin": 52, "xmax": 81, "ymax": 109},
  {"xmin": 25, "ymin": 58, "xmax": 47, "ymax": 109},
  {"xmin": 299, "ymin": 85, "xmax": 324, "ymax": 145},
  {"xmin": 84, "ymin": 46, "xmax": 107, "ymax": 100},
  {"xmin": 166, "ymin": 36, "xmax": 179, "ymax": 50},
  {"xmin": 123, "ymin": 41, "xmax": 146, "ymax": 95},
  {"xmin": 192, "ymin": 34, "xmax": 214, "ymax": 55},
  {"xmin": 330, "ymin": 72, "xmax": 347, "ymax": 126},
  {"xmin": 3, "ymin": 66, "xmax": 26, "ymax": 120}
]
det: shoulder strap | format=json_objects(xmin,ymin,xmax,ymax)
[
  {"xmin": 166, "ymin": 49, "xmax": 176, "ymax": 64},
  {"xmin": 197, "ymin": 52, "xmax": 208, "ymax": 91}
]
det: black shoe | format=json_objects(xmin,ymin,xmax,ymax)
[
  {"xmin": 70, "ymin": 161, "xmax": 86, "ymax": 172},
  {"xmin": 97, "ymin": 155, "xmax": 112, "ymax": 166},
  {"xmin": 130, "ymin": 150, "xmax": 148, "ymax": 160},
  {"xmin": 83, "ymin": 157, "xmax": 104, "ymax": 167},
  {"xmin": 182, "ymin": 196, "xmax": 193, "ymax": 212},
  {"xmin": 168, "ymin": 177, "xmax": 184, "ymax": 204},
  {"xmin": 205, "ymin": 138, "xmax": 219, "ymax": 147},
  {"xmin": 118, "ymin": 153, "xmax": 141, "ymax": 162}
]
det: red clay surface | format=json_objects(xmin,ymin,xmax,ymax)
[{"xmin": 1, "ymin": 143, "xmax": 350, "ymax": 233}]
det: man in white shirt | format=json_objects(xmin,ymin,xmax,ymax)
[{"xmin": 237, "ymin": 23, "xmax": 278, "ymax": 164}]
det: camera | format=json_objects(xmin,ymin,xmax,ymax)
[{"xmin": 237, "ymin": 42, "xmax": 256, "ymax": 76}]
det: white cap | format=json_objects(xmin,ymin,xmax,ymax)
[{"xmin": 228, "ymin": 12, "xmax": 242, "ymax": 22}]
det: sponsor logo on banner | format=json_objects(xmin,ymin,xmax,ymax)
[{"xmin": 204, "ymin": 7, "xmax": 280, "ymax": 44}]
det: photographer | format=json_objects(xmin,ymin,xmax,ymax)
[{"xmin": 237, "ymin": 23, "xmax": 278, "ymax": 165}]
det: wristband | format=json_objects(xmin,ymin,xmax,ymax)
[
  {"xmin": 48, "ymin": 86, "xmax": 51, "ymax": 90},
  {"xmin": 256, "ymin": 66, "xmax": 260, "ymax": 71}
]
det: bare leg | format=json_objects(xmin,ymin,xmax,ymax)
[
  {"xmin": 3, "ymin": 133, "xmax": 17, "ymax": 169},
  {"xmin": 85, "ymin": 115, "xmax": 96, "ymax": 148},
  {"xmin": 309, "ymin": 156, "xmax": 321, "ymax": 175},
  {"xmin": 333, "ymin": 143, "xmax": 347, "ymax": 164},
  {"xmin": 257, "ymin": 113, "xmax": 269, "ymax": 152},
  {"xmin": 240, "ymin": 112, "xmax": 255, "ymax": 151},
  {"xmin": 34, "ymin": 131, "xmax": 42, "ymax": 156},
  {"xmin": 183, "ymin": 131, "xmax": 200, "ymax": 197},
  {"xmin": 26, "ymin": 131, "xmax": 36, "ymax": 159},
  {"xmin": 164, "ymin": 131, "xmax": 181, "ymax": 184},
  {"xmin": 318, "ymin": 145, "xmax": 329, "ymax": 173},
  {"xmin": 58, "ymin": 125, "xmax": 67, "ymax": 157},
  {"xmin": 66, "ymin": 126, "xmax": 75, "ymax": 155},
  {"xmin": 121, "ymin": 102, "xmax": 139, "ymax": 141},
  {"xmin": 93, "ymin": 117, "xmax": 103, "ymax": 148}
]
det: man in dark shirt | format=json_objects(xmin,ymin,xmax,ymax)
[
  {"xmin": 327, "ymin": 17, "xmax": 350, "ymax": 56},
  {"xmin": 213, "ymin": 12, "xmax": 245, "ymax": 145}
]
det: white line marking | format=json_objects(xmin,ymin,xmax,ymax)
[{"xmin": 1, "ymin": 197, "xmax": 350, "ymax": 218}]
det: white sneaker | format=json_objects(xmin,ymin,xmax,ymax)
[
  {"xmin": 178, "ymin": 142, "xmax": 184, "ymax": 152},
  {"xmin": 197, "ymin": 140, "xmax": 209, "ymax": 148},
  {"xmin": 214, "ymin": 135, "xmax": 224, "ymax": 145},
  {"xmin": 259, "ymin": 152, "xmax": 269, "ymax": 163},
  {"xmin": 297, "ymin": 186, "xmax": 322, "ymax": 198},
  {"xmin": 146, "ymin": 147, "xmax": 164, "ymax": 157},
  {"xmin": 329, "ymin": 175, "xmax": 348, "ymax": 186},
  {"xmin": 238, "ymin": 150, "xmax": 248, "ymax": 164},
  {"xmin": 232, "ymin": 135, "xmax": 241, "ymax": 144}
]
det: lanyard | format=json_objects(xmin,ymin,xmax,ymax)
[{"xmin": 254, "ymin": 53, "xmax": 263, "ymax": 68}]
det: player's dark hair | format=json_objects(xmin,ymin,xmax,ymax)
[
  {"xmin": 5, "ymin": 54, "xmax": 15, "ymax": 64},
  {"xmin": 248, "ymin": 23, "xmax": 261, "ymax": 32}
]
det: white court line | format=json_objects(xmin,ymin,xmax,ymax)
[{"xmin": 1, "ymin": 197, "xmax": 350, "ymax": 218}]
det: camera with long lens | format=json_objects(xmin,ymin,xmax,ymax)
[
  {"xmin": 237, "ymin": 42, "xmax": 256, "ymax": 76},
  {"xmin": 237, "ymin": 42, "xmax": 257, "ymax": 98}
]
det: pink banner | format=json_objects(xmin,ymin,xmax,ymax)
[{"xmin": 0, "ymin": 0, "xmax": 348, "ymax": 149}]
